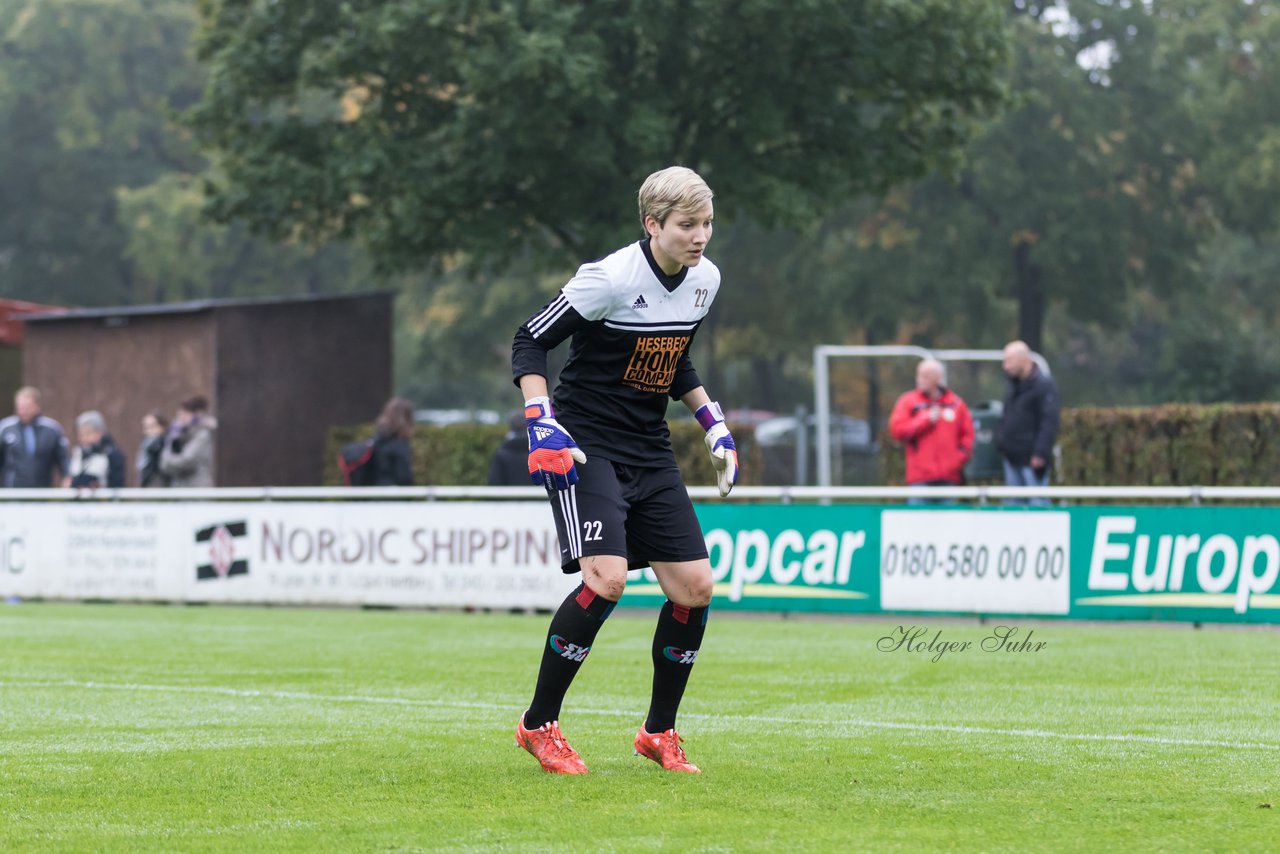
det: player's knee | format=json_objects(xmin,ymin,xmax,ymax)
[
  {"xmin": 590, "ymin": 574, "xmax": 626, "ymax": 602},
  {"xmin": 687, "ymin": 575, "xmax": 713, "ymax": 608},
  {"xmin": 673, "ymin": 571, "xmax": 713, "ymax": 608},
  {"xmin": 652, "ymin": 560, "xmax": 714, "ymax": 607},
  {"xmin": 582, "ymin": 557, "xmax": 627, "ymax": 601}
]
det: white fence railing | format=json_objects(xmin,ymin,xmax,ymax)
[{"xmin": 1, "ymin": 485, "xmax": 1279, "ymax": 503}]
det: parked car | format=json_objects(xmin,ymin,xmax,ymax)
[
  {"xmin": 723, "ymin": 408, "xmax": 780, "ymax": 428},
  {"xmin": 754, "ymin": 414, "xmax": 879, "ymax": 486},
  {"xmin": 414, "ymin": 409, "xmax": 502, "ymax": 427},
  {"xmin": 665, "ymin": 406, "xmax": 777, "ymax": 426},
  {"xmin": 754, "ymin": 414, "xmax": 875, "ymax": 450}
]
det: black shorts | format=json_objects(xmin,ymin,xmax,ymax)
[{"xmin": 546, "ymin": 458, "xmax": 709, "ymax": 574}]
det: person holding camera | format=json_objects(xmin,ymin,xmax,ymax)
[
  {"xmin": 159, "ymin": 396, "xmax": 217, "ymax": 488},
  {"xmin": 136, "ymin": 411, "xmax": 170, "ymax": 487},
  {"xmin": 889, "ymin": 359, "xmax": 973, "ymax": 503},
  {"xmin": 65, "ymin": 410, "xmax": 126, "ymax": 489}
]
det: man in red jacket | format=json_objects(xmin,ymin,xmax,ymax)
[{"xmin": 889, "ymin": 359, "xmax": 974, "ymax": 502}]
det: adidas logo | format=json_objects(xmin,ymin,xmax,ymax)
[
  {"xmin": 533, "ymin": 426, "xmax": 554, "ymax": 442},
  {"xmin": 632, "ymin": 295, "xmax": 648, "ymax": 309}
]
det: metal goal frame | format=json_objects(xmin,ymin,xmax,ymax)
[{"xmin": 811, "ymin": 345, "xmax": 1050, "ymax": 487}]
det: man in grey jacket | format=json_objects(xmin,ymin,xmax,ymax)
[
  {"xmin": 160, "ymin": 396, "xmax": 217, "ymax": 487},
  {"xmin": 0, "ymin": 386, "xmax": 69, "ymax": 488}
]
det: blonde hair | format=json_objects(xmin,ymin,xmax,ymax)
[{"xmin": 638, "ymin": 166, "xmax": 714, "ymax": 231}]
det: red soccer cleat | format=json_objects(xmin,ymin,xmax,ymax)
[
  {"xmin": 634, "ymin": 725, "xmax": 701, "ymax": 773},
  {"xmin": 515, "ymin": 714, "xmax": 588, "ymax": 775}
]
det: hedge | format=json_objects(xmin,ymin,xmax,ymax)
[
  {"xmin": 1054, "ymin": 403, "xmax": 1280, "ymax": 486},
  {"xmin": 878, "ymin": 402, "xmax": 1280, "ymax": 486},
  {"xmin": 330, "ymin": 403, "xmax": 1280, "ymax": 488},
  {"xmin": 323, "ymin": 420, "xmax": 763, "ymax": 487}
]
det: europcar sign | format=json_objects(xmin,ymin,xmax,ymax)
[
  {"xmin": 631, "ymin": 504, "xmax": 1280, "ymax": 622},
  {"xmin": 1071, "ymin": 508, "xmax": 1280, "ymax": 621},
  {"xmin": 626, "ymin": 505, "xmax": 879, "ymax": 612}
]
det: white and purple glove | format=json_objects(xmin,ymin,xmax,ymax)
[
  {"xmin": 525, "ymin": 396, "xmax": 587, "ymax": 491},
  {"xmin": 696, "ymin": 401, "xmax": 738, "ymax": 497}
]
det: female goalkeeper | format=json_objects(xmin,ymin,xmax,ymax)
[{"xmin": 510, "ymin": 165, "xmax": 738, "ymax": 775}]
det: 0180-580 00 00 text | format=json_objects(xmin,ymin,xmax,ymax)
[{"xmin": 882, "ymin": 544, "xmax": 1066, "ymax": 580}]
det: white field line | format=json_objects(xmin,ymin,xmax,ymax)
[{"xmin": 3, "ymin": 679, "xmax": 1278, "ymax": 753}]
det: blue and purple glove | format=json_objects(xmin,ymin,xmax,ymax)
[
  {"xmin": 696, "ymin": 401, "xmax": 738, "ymax": 497},
  {"xmin": 525, "ymin": 396, "xmax": 587, "ymax": 491}
]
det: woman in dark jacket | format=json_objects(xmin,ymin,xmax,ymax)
[
  {"xmin": 137, "ymin": 411, "xmax": 170, "ymax": 487},
  {"xmin": 369, "ymin": 397, "xmax": 415, "ymax": 486}
]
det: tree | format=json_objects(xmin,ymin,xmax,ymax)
[
  {"xmin": 690, "ymin": 0, "xmax": 1280, "ymax": 411},
  {"xmin": 189, "ymin": 0, "xmax": 1010, "ymax": 272},
  {"xmin": 1171, "ymin": 0, "xmax": 1280, "ymax": 238},
  {"xmin": 0, "ymin": 0, "xmax": 373, "ymax": 308},
  {"xmin": 1105, "ymin": 0, "xmax": 1280, "ymax": 402},
  {"xmin": 0, "ymin": 0, "xmax": 205, "ymax": 304},
  {"xmin": 926, "ymin": 2, "xmax": 1218, "ymax": 352},
  {"xmin": 116, "ymin": 172, "xmax": 376, "ymax": 303}
]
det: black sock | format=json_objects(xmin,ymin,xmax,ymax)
[
  {"xmin": 644, "ymin": 601, "xmax": 708, "ymax": 734},
  {"xmin": 524, "ymin": 582, "xmax": 616, "ymax": 729}
]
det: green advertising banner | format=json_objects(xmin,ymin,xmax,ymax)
[
  {"xmin": 1070, "ymin": 506, "xmax": 1280, "ymax": 624},
  {"xmin": 623, "ymin": 504, "xmax": 882, "ymax": 613},
  {"xmin": 620, "ymin": 504, "xmax": 1280, "ymax": 624}
]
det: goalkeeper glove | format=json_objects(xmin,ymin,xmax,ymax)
[
  {"xmin": 525, "ymin": 396, "xmax": 587, "ymax": 491},
  {"xmin": 696, "ymin": 401, "xmax": 738, "ymax": 497}
]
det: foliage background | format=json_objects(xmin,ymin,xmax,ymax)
[
  {"xmin": 323, "ymin": 419, "xmax": 765, "ymax": 488},
  {"xmin": 2, "ymin": 1, "xmax": 1279, "ymax": 447},
  {"xmin": 332, "ymin": 404, "xmax": 1280, "ymax": 488}
]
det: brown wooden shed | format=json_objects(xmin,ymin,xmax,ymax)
[
  {"xmin": 1, "ymin": 299, "xmax": 65, "ymax": 407},
  {"xmin": 19, "ymin": 292, "xmax": 393, "ymax": 486}
]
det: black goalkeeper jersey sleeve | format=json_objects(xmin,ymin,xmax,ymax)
[{"xmin": 511, "ymin": 240, "xmax": 720, "ymax": 467}]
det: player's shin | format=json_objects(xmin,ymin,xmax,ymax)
[
  {"xmin": 644, "ymin": 600, "xmax": 709, "ymax": 733},
  {"xmin": 524, "ymin": 582, "xmax": 616, "ymax": 729}
]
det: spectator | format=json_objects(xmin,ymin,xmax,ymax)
[
  {"xmin": 65, "ymin": 410, "xmax": 126, "ymax": 489},
  {"xmin": 889, "ymin": 359, "xmax": 974, "ymax": 503},
  {"xmin": 487, "ymin": 410, "xmax": 531, "ymax": 486},
  {"xmin": 137, "ymin": 411, "xmax": 170, "ymax": 487},
  {"xmin": 0, "ymin": 386, "xmax": 69, "ymax": 488},
  {"xmin": 367, "ymin": 397, "xmax": 414, "ymax": 486},
  {"xmin": 160, "ymin": 396, "xmax": 217, "ymax": 487},
  {"xmin": 995, "ymin": 340, "xmax": 1060, "ymax": 505}
]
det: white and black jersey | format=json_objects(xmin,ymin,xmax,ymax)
[{"xmin": 513, "ymin": 239, "xmax": 721, "ymax": 467}]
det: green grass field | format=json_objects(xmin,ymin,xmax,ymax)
[{"xmin": 1, "ymin": 603, "xmax": 1276, "ymax": 853}]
